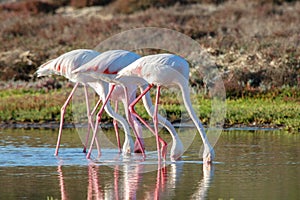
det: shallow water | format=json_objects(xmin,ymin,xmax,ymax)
[{"xmin": 0, "ymin": 128, "xmax": 299, "ymax": 199}]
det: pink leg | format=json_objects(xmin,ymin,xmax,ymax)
[
  {"xmin": 130, "ymin": 109, "xmax": 167, "ymax": 158},
  {"xmin": 83, "ymin": 86, "xmax": 90, "ymax": 153},
  {"xmin": 113, "ymin": 100, "xmax": 122, "ymax": 152},
  {"xmin": 128, "ymin": 84, "xmax": 167, "ymax": 160},
  {"xmin": 91, "ymin": 97, "xmax": 102, "ymax": 116},
  {"xmin": 132, "ymin": 117, "xmax": 145, "ymax": 153},
  {"xmin": 153, "ymin": 86, "xmax": 162, "ymax": 161},
  {"xmin": 86, "ymin": 85, "xmax": 116, "ymax": 159},
  {"xmin": 123, "ymin": 87, "xmax": 145, "ymax": 157},
  {"xmin": 55, "ymin": 83, "xmax": 79, "ymax": 156},
  {"xmin": 83, "ymin": 88, "xmax": 101, "ymax": 156}
]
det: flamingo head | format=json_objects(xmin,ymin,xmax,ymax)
[
  {"xmin": 170, "ymin": 137, "xmax": 184, "ymax": 161},
  {"xmin": 122, "ymin": 135, "xmax": 135, "ymax": 156}
]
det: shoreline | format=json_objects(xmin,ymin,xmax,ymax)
[{"xmin": 0, "ymin": 121, "xmax": 281, "ymax": 131}]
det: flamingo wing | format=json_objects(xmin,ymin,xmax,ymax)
[
  {"xmin": 73, "ymin": 50, "xmax": 141, "ymax": 75},
  {"xmin": 36, "ymin": 49, "xmax": 100, "ymax": 79}
]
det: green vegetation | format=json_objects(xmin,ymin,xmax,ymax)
[
  {"xmin": 226, "ymin": 96, "xmax": 299, "ymax": 131},
  {"xmin": 0, "ymin": 86, "xmax": 299, "ymax": 132},
  {"xmin": 0, "ymin": 88, "xmax": 70, "ymax": 123}
]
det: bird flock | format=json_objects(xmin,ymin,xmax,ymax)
[{"xmin": 36, "ymin": 49, "xmax": 215, "ymax": 164}]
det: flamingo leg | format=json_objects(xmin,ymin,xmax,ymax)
[
  {"xmin": 132, "ymin": 116, "xmax": 145, "ymax": 153},
  {"xmin": 91, "ymin": 97, "xmax": 102, "ymax": 116},
  {"xmin": 86, "ymin": 85, "xmax": 116, "ymax": 159},
  {"xmin": 113, "ymin": 100, "xmax": 122, "ymax": 152},
  {"xmin": 123, "ymin": 87, "xmax": 145, "ymax": 157},
  {"xmin": 83, "ymin": 85, "xmax": 90, "ymax": 153},
  {"xmin": 83, "ymin": 86, "xmax": 101, "ymax": 156},
  {"xmin": 82, "ymin": 85, "xmax": 89, "ymax": 153},
  {"xmin": 153, "ymin": 85, "xmax": 162, "ymax": 161},
  {"xmin": 128, "ymin": 84, "xmax": 167, "ymax": 160},
  {"xmin": 55, "ymin": 82, "xmax": 79, "ymax": 156}
]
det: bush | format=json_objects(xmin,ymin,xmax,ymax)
[{"xmin": 0, "ymin": 0, "xmax": 59, "ymax": 14}]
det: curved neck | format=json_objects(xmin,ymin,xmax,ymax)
[{"xmin": 178, "ymin": 80, "xmax": 210, "ymax": 147}]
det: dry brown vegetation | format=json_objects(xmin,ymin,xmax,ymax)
[{"xmin": 0, "ymin": 0, "xmax": 299, "ymax": 96}]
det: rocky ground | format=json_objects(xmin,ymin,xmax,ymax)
[{"xmin": 0, "ymin": 0, "xmax": 299, "ymax": 96}]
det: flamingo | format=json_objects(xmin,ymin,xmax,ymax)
[
  {"xmin": 73, "ymin": 58, "xmax": 184, "ymax": 161},
  {"xmin": 36, "ymin": 49, "xmax": 101, "ymax": 156},
  {"xmin": 36, "ymin": 49, "xmax": 144, "ymax": 157},
  {"xmin": 84, "ymin": 53, "xmax": 215, "ymax": 163},
  {"xmin": 70, "ymin": 49, "xmax": 146, "ymax": 158}
]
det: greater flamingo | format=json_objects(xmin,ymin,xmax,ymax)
[
  {"xmin": 85, "ymin": 53, "xmax": 215, "ymax": 163},
  {"xmin": 73, "ymin": 57, "xmax": 184, "ymax": 161},
  {"xmin": 70, "ymin": 49, "xmax": 145, "ymax": 158},
  {"xmin": 36, "ymin": 49, "xmax": 100, "ymax": 155}
]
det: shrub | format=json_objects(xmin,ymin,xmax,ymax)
[{"xmin": 0, "ymin": 0, "xmax": 58, "ymax": 14}]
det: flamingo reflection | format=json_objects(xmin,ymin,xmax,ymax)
[
  {"xmin": 191, "ymin": 164, "xmax": 215, "ymax": 199},
  {"xmin": 153, "ymin": 163, "xmax": 168, "ymax": 200},
  {"xmin": 87, "ymin": 164, "xmax": 103, "ymax": 200},
  {"xmin": 57, "ymin": 165, "xmax": 68, "ymax": 200},
  {"xmin": 122, "ymin": 163, "xmax": 144, "ymax": 200},
  {"xmin": 57, "ymin": 162, "xmax": 214, "ymax": 199}
]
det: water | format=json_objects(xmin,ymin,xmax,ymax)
[{"xmin": 0, "ymin": 128, "xmax": 299, "ymax": 199}]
